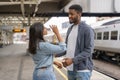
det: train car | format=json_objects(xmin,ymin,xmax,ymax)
[
  {"xmin": 93, "ymin": 18, "xmax": 120, "ymax": 65},
  {"xmin": 0, "ymin": 29, "xmax": 13, "ymax": 48}
]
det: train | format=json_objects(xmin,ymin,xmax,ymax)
[{"xmin": 93, "ymin": 17, "xmax": 120, "ymax": 65}]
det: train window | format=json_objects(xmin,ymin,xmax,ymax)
[
  {"xmin": 103, "ymin": 32, "xmax": 109, "ymax": 40},
  {"xmin": 94, "ymin": 33, "xmax": 96, "ymax": 40},
  {"xmin": 119, "ymin": 34, "xmax": 120, "ymax": 40},
  {"xmin": 111, "ymin": 31, "xmax": 118, "ymax": 40},
  {"xmin": 97, "ymin": 32, "xmax": 102, "ymax": 40}
]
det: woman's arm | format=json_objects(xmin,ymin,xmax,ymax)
[{"xmin": 50, "ymin": 25, "xmax": 63, "ymax": 42}]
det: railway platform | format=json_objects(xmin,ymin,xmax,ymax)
[{"xmin": 0, "ymin": 44, "xmax": 115, "ymax": 80}]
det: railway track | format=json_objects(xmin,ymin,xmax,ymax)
[{"xmin": 93, "ymin": 59, "xmax": 120, "ymax": 80}]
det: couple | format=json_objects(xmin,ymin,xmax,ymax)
[{"xmin": 28, "ymin": 4, "xmax": 94, "ymax": 80}]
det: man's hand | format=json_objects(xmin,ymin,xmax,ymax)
[{"xmin": 62, "ymin": 58, "xmax": 73, "ymax": 67}]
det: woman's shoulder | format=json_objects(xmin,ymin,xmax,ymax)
[{"xmin": 39, "ymin": 42, "xmax": 52, "ymax": 49}]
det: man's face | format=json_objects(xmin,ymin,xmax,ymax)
[{"xmin": 68, "ymin": 9, "xmax": 81, "ymax": 24}]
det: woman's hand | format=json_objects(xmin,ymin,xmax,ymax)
[
  {"xmin": 50, "ymin": 25, "xmax": 63, "ymax": 42},
  {"xmin": 49, "ymin": 25, "xmax": 59, "ymax": 34},
  {"xmin": 54, "ymin": 61, "xmax": 63, "ymax": 69}
]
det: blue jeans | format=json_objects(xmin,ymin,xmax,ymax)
[
  {"xmin": 67, "ymin": 70, "xmax": 92, "ymax": 80},
  {"xmin": 33, "ymin": 66, "xmax": 56, "ymax": 80}
]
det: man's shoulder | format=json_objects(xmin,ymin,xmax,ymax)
[
  {"xmin": 79, "ymin": 21, "xmax": 93, "ymax": 30},
  {"xmin": 79, "ymin": 21, "xmax": 90, "ymax": 27},
  {"xmin": 78, "ymin": 22, "xmax": 94, "ymax": 34}
]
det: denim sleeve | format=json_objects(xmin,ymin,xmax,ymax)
[{"xmin": 41, "ymin": 42, "xmax": 66, "ymax": 55}]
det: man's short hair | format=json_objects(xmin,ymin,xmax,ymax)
[{"xmin": 69, "ymin": 4, "xmax": 82, "ymax": 13}]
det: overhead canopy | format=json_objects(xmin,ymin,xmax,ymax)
[
  {"xmin": 1, "ymin": 0, "xmax": 120, "ymax": 29},
  {"xmin": 0, "ymin": 0, "xmax": 72, "ymax": 17}
]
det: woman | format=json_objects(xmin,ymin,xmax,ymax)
[{"xmin": 28, "ymin": 22, "xmax": 66, "ymax": 80}]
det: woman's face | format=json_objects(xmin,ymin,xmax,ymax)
[{"xmin": 43, "ymin": 27, "xmax": 47, "ymax": 35}]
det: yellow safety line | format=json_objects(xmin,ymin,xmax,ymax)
[
  {"xmin": 63, "ymin": 67, "xmax": 67, "ymax": 71},
  {"xmin": 53, "ymin": 65, "xmax": 68, "ymax": 80}
]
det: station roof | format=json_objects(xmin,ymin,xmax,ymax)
[
  {"xmin": 0, "ymin": 0, "xmax": 72, "ymax": 17},
  {"xmin": 0, "ymin": 0, "xmax": 120, "ymax": 29},
  {"xmin": 0, "ymin": 0, "xmax": 72, "ymax": 28}
]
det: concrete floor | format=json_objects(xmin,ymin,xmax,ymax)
[{"xmin": 0, "ymin": 44, "xmax": 115, "ymax": 80}]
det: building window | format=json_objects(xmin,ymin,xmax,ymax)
[
  {"xmin": 97, "ymin": 32, "xmax": 102, "ymax": 40},
  {"xmin": 103, "ymin": 32, "xmax": 109, "ymax": 40},
  {"xmin": 111, "ymin": 31, "xmax": 118, "ymax": 40}
]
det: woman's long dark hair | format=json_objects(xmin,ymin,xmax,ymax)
[{"xmin": 28, "ymin": 22, "xmax": 45, "ymax": 54}]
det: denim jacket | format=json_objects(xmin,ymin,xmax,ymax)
[{"xmin": 32, "ymin": 42, "xmax": 66, "ymax": 69}]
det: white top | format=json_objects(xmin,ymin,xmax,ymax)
[{"xmin": 66, "ymin": 25, "xmax": 78, "ymax": 71}]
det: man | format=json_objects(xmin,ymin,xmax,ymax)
[{"xmin": 62, "ymin": 4, "xmax": 94, "ymax": 80}]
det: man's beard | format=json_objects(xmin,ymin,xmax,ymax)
[
  {"xmin": 69, "ymin": 19, "xmax": 77, "ymax": 24},
  {"xmin": 69, "ymin": 19, "xmax": 74, "ymax": 24},
  {"xmin": 69, "ymin": 21, "xmax": 73, "ymax": 24}
]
